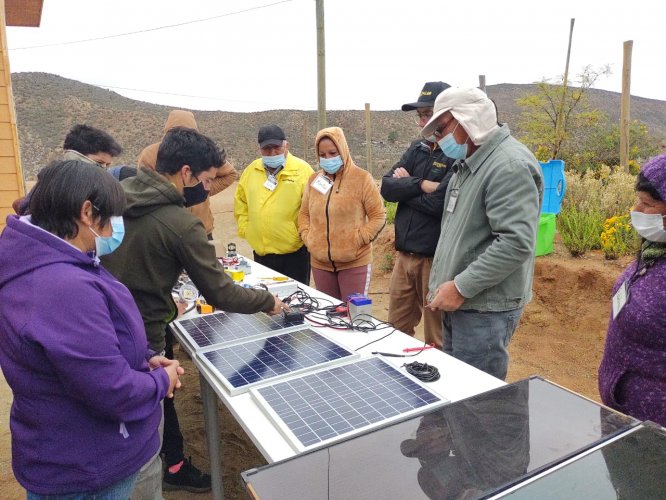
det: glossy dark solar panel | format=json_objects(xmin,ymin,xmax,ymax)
[
  {"xmin": 174, "ymin": 310, "xmax": 303, "ymax": 350},
  {"xmin": 254, "ymin": 357, "xmax": 444, "ymax": 451},
  {"xmin": 199, "ymin": 327, "xmax": 356, "ymax": 395},
  {"xmin": 241, "ymin": 377, "xmax": 639, "ymax": 500},
  {"xmin": 503, "ymin": 424, "xmax": 666, "ymax": 499}
]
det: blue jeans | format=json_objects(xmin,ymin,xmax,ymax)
[
  {"xmin": 442, "ymin": 307, "xmax": 524, "ymax": 380},
  {"xmin": 27, "ymin": 472, "xmax": 138, "ymax": 500}
]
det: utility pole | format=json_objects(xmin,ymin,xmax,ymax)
[
  {"xmin": 316, "ymin": 0, "xmax": 326, "ymax": 130},
  {"xmin": 365, "ymin": 103, "xmax": 373, "ymax": 174},
  {"xmin": 478, "ymin": 75, "xmax": 486, "ymax": 93},
  {"xmin": 555, "ymin": 18, "xmax": 575, "ymax": 158},
  {"xmin": 620, "ymin": 40, "xmax": 633, "ymax": 172},
  {"xmin": 302, "ymin": 113, "xmax": 309, "ymax": 164}
]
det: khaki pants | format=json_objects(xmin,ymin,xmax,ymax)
[{"xmin": 388, "ymin": 252, "xmax": 443, "ymax": 348}]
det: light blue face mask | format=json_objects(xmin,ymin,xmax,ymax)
[
  {"xmin": 263, "ymin": 154, "xmax": 285, "ymax": 169},
  {"xmin": 437, "ymin": 123, "xmax": 468, "ymax": 160},
  {"xmin": 320, "ymin": 155, "xmax": 343, "ymax": 174},
  {"xmin": 89, "ymin": 216, "xmax": 125, "ymax": 256}
]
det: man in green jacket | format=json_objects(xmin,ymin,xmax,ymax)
[
  {"xmin": 102, "ymin": 126, "xmax": 286, "ymax": 495},
  {"xmin": 422, "ymin": 87, "xmax": 543, "ymax": 381}
]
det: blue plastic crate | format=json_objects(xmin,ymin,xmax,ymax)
[{"xmin": 539, "ymin": 160, "xmax": 566, "ymax": 214}]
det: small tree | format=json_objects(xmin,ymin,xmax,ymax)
[
  {"xmin": 387, "ymin": 130, "xmax": 398, "ymax": 144},
  {"xmin": 583, "ymin": 119, "xmax": 660, "ymax": 171},
  {"xmin": 517, "ymin": 65, "xmax": 610, "ymax": 161}
]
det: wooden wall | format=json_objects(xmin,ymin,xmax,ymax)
[{"xmin": 0, "ymin": 0, "xmax": 26, "ymax": 232}]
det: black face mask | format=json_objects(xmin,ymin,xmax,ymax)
[{"xmin": 183, "ymin": 178, "xmax": 209, "ymax": 207}]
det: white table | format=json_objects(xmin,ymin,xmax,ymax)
[{"xmin": 171, "ymin": 258, "xmax": 505, "ymax": 500}]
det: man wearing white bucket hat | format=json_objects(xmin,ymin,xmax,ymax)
[{"xmin": 423, "ymin": 87, "xmax": 543, "ymax": 380}]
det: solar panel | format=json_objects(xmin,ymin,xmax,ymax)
[
  {"xmin": 198, "ymin": 327, "xmax": 358, "ymax": 396},
  {"xmin": 251, "ymin": 356, "xmax": 447, "ymax": 453},
  {"xmin": 173, "ymin": 310, "xmax": 303, "ymax": 350}
]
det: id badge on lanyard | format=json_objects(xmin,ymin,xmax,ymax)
[
  {"xmin": 446, "ymin": 189, "xmax": 459, "ymax": 213},
  {"xmin": 312, "ymin": 175, "xmax": 333, "ymax": 195},
  {"xmin": 612, "ymin": 281, "xmax": 628, "ymax": 319},
  {"xmin": 263, "ymin": 174, "xmax": 278, "ymax": 191}
]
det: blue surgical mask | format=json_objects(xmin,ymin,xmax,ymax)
[
  {"xmin": 320, "ymin": 156, "xmax": 343, "ymax": 174},
  {"xmin": 89, "ymin": 216, "xmax": 125, "ymax": 256},
  {"xmin": 263, "ymin": 154, "xmax": 285, "ymax": 169},
  {"xmin": 437, "ymin": 124, "xmax": 468, "ymax": 160}
]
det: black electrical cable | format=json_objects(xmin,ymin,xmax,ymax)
[{"xmin": 403, "ymin": 362, "xmax": 440, "ymax": 382}]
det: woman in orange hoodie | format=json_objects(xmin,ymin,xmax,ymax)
[{"xmin": 299, "ymin": 127, "xmax": 386, "ymax": 300}]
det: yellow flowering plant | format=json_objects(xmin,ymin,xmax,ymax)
[{"xmin": 600, "ymin": 215, "xmax": 638, "ymax": 260}]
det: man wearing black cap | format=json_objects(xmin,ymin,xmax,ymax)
[
  {"xmin": 380, "ymin": 82, "xmax": 455, "ymax": 349},
  {"xmin": 235, "ymin": 125, "xmax": 314, "ymax": 283}
]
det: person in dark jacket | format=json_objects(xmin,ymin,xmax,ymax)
[
  {"xmin": 101, "ymin": 126, "xmax": 287, "ymax": 495},
  {"xmin": 598, "ymin": 153, "xmax": 666, "ymax": 427},
  {"xmin": 0, "ymin": 161, "xmax": 182, "ymax": 498},
  {"xmin": 381, "ymin": 82, "xmax": 454, "ymax": 348}
]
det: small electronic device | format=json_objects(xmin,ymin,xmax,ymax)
[
  {"xmin": 283, "ymin": 306, "xmax": 305, "ymax": 325},
  {"xmin": 347, "ymin": 294, "xmax": 372, "ymax": 320},
  {"xmin": 259, "ymin": 279, "xmax": 298, "ymax": 298},
  {"xmin": 178, "ymin": 282, "xmax": 199, "ymax": 302},
  {"xmin": 225, "ymin": 267, "xmax": 245, "ymax": 282},
  {"xmin": 196, "ymin": 298, "xmax": 215, "ymax": 314}
]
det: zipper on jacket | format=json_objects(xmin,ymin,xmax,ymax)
[{"xmin": 325, "ymin": 175, "xmax": 337, "ymax": 272}]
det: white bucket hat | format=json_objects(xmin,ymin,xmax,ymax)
[{"xmin": 421, "ymin": 87, "xmax": 499, "ymax": 146}]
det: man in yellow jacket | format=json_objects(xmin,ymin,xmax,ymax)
[{"xmin": 235, "ymin": 124, "xmax": 314, "ymax": 284}]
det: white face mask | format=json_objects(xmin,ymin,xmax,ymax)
[{"xmin": 630, "ymin": 211, "xmax": 666, "ymax": 242}]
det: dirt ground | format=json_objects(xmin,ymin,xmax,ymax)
[{"xmin": 0, "ymin": 183, "xmax": 630, "ymax": 499}]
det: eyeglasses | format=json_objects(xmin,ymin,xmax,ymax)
[
  {"xmin": 94, "ymin": 159, "xmax": 112, "ymax": 168},
  {"xmin": 433, "ymin": 118, "xmax": 459, "ymax": 140},
  {"xmin": 412, "ymin": 110, "xmax": 434, "ymax": 126}
]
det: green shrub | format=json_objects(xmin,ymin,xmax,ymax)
[
  {"xmin": 557, "ymin": 205, "xmax": 605, "ymax": 257},
  {"xmin": 563, "ymin": 166, "xmax": 636, "ymax": 219},
  {"xmin": 380, "ymin": 252, "xmax": 395, "ymax": 272},
  {"xmin": 385, "ymin": 201, "xmax": 397, "ymax": 225}
]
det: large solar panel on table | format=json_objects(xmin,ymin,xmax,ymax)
[
  {"xmin": 198, "ymin": 327, "xmax": 357, "ymax": 395},
  {"xmin": 252, "ymin": 356, "xmax": 447, "ymax": 452},
  {"xmin": 173, "ymin": 310, "xmax": 302, "ymax": 350},
  {"xmin": 501, "ymin": 424, "xmax": 666, "ymax": 499}
]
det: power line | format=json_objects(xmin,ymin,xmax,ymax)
[
  {"xmin": 10, "ymin": 0, "xmax": 295, "ymax": 51},
  {"xmin": 94, "ymin": 82, "xmax": 310, "ymax": 110}
]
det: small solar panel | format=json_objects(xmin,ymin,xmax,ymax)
[
  {"xmin": 198, "ymin": 327, "xmax": 358, "ymax": 395},
  {"xmin": 173, "ymin": 310, "xmax": 303, "ymax": 350},
  {"xmin": 251, "ymin": 356, "xmax": 447, "ymax": 452}
]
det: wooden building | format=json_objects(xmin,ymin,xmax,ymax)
[{"xmin": 0, "ymin": 0, "xmax": 44, "ymax": 231}]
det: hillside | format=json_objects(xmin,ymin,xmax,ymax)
[{"xmin": 11, "ymin": 72, "xmax": 666, "ymax": 179}]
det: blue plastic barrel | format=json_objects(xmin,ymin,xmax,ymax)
[{"xmin": 539, "ymin": 160, "xmax": 566, "ymax": 214}]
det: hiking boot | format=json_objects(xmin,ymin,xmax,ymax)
[{"xmin": 163, "ymin": 456, "xmax": 212, "ymax": 493}]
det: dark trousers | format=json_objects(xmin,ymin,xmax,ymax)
[
  {"xmin": 161, "ymin": 328, "xmax": 184, "ymax": 467},
  {"xmin": 253, "ymin": 245, "xmax": 311, "ymax": 285}
]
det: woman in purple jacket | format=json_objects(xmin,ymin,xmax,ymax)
[
  {"xmin": 0, "ymin": 161, "xmax": 182, "ymax": 498},
  {"xmin": 599, "ymin": 153, "xmax": 666, "ymax": 427}
]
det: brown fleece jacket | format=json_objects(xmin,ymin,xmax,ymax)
[
  {"xmin": 137, "ymin": 110, "xmax": 238, "ymax": 235},
  {"xmin": 299, "ymin": 127, "xmax": 386, "ymax": 272}
]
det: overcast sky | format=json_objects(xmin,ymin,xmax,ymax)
[{"xmin": 6, "ymin": 0, "xmax": 666, "ymax": 112}]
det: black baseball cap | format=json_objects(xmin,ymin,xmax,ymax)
[
  {"xmin": 401, "ymin": 81, "xmax": 451, "ymax": 111},
  {"xmin": 258, "ymin": 124, "xmax": 286, "ymax": 148}
]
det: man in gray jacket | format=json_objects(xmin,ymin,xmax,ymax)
[{"xmin": 422, "ymin": 87, "xmax": 543, "ymax": 380}]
